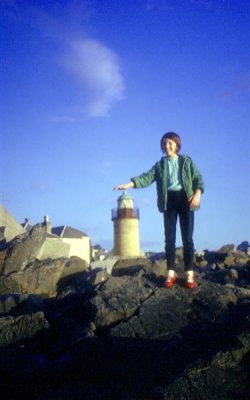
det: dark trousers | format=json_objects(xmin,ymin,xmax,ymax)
[{"xmin": 164, "ymin": 190, "xmax": 194, "ymax": 271}]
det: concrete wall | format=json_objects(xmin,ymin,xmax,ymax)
[
  {"xmin": 37, "ymin": 236, "xmax": 91, "ymax": 264},
  {"xmin": 37, "ymin": 239, "xmax": 71, "ymax": 260},
  {"xmin": 0, "ymin": 204, "xmax": 26, "ymax": 242},
  {"xmin": 61, "ymin": 237, "xmax": 91, "ymax": 263}
]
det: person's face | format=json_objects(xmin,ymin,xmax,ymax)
[{"xmin": 164, "ymin": 139, "xmax": 178, "ymax": 157}]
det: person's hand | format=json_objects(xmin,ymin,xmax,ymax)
[
  {"xmin": 188, "ymin": 190, "xmax": 201, "ymax": 208},
  {"xmin": 113, "ymin": 182, "xmax": 134, "ymax": 191}
]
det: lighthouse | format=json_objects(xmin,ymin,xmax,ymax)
[{"xmin": 112, "ymin": 191, "xmax": 140, "ymax": 257}]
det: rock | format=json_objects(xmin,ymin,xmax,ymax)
[
  {"xmin": 90, "ymin": 270, "xmax": 155, "ymax": 328},
  {"xmin": 153, "ymin": 360, "xmax": 249, "ymax": 400},
  {"xmin": 0, "ymin": 226, "xmax": 7, "ymax": 251},
  {"xmin": 112, "ymin": 257, "xmax": 152, "ymax": 276},
  {"xmin": 3, "ymin": 224, "xmax": 46, "ymax": 274},
  {"xmin": 0, "ymin": 293, "xmax": 19, "ymax": 314},
  {"xmin": 0, "ymin": 311, "xmax": 49, "ymax": 347},
  {"xmin": 224, "ymin": 254, "xmax": 236, "ymax": 267},
  {"xmin": 209, "ymin": 262, "xmax": 217, "ymax": 271},
  {"xmin": 200, "ymin": 260, "xmax": 208, "ymax": 267},
  {"xmin": 91, "ymin": 256, "xmax": 119, "ymax": 274},
  {"xmin": 230, "ymin": 268, "xmax": 239, "ymax": 280},
  {"xmin": 0, "ymin": 257, "xmax": 68, "ymax": 297},
  {"xmin": 204, "ymin": 250, "xmax": 226, "ymax": 264},
  {"xmin": 149, "ymin": 249, "xmax": 184, "ymax": 268},
  {"xmin": 0, "ymin": 226, "xmax": 5, "ymax": 242},
  {"xmin": 0, "ymin": 250, "xmax": 6, "ymax": 275},
  {"xmin": 151, "ymin": 259, "xmax": 168, "ymax": 277},
  {"xmin": 109, "ymin": 286, "xmax": 190, "ymax": 339},
  {"xmin": 237, "ymin": 241, "xmax": 249, "ymax": 253},
  {"xmin": 61, "ymin": 256, "xmax": 89, "ymax": 278},
  {"xmin": 149, "ymin": 252, "xmax": 165, "ymax": 262},
  {"xmin": 0, "ymin": 255, "xmax": 90, "ymax": 298},
  {"xmin": 57, "ymin": 267, "xmax": 110, "ymax": 298},
  {"xmin": 217, "ymin": 244, "xmax": 236, "ymax": 253},
  {"xmin": 0, "ymin": 245, "xmax": 249, "ymax": 399},
  {"xmin": 217, "ymin": 262, "xmax": 225, "ymax": 270},
  {"xmin": 195, "ymin": 251, "xmax": 208, "ymax": 268},
  {"xmin": 235, "ymin": 254, "xmax": 248, "ymax": 265}
]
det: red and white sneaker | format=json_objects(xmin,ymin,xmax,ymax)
[
  {"xmin": 185, "ymin": 271, "xmax": 196, "ymax": 289},
  {"xmin": 164, "ymin": 271, "xmax": 177, "ymax": 288}
]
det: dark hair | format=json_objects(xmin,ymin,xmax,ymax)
[{"xmin": 160, "ymin": 132, "xmax": 181, "ymax": 153}]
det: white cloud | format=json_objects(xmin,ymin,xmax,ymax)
[
  {"xmin": 3, "ymin": 2, "xmax": 126, "ymax": 118},
  {"xmin": 61, "ymin": 38, "xmax": 126, "ymax": 117}
]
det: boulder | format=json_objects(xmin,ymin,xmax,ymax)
[
  {"xmin": 0, "ymin": 293, "xmax": 45, "ymax": 316},
  {"xmin": 203, "ymin": 250, "xmax": 227, "ymax": 264},
  {"xmin": 109, "ymin": 279, "xmax": 238, "ymax": 339},
  {"xmin": 112, "ymin": 256, "xmax": 152, "ymax": 276},
  {"xmin": 237, "ymin": 241, "xmax": 249, "ymax": 253},
  {"xmin": 61, "ymin": 256, "xmax": 89, "ymax": 278},
  {"xmin": 90, "ymin": 256, "xmax": 119, "ymax": 274},
  {"xmin": 0, "ymin": 311, "xmax": 49, "ymax": 347},
  {"xmin": 0, "ymin": 293, "xmax": 19, "ymax": 314},
  {"xmin": 224, "ymin": 254, "xmax": 236, "ymax": 267},
  {"xmin": 90, "ymin": 270, "xmax": 155, "ymax": 328},
  {"xmin": 3, "ymin": 224, "xmax": 46, "ymax": 274},
  {"xmin": 57, "ymin": 267, "xmax": 110, "ymax": 299},
  {"xmin": 217, "ymin": 244, "xmax": 236, "ymax": 253},
  {"xmin": 0, "ymin": 257, "xmax": 68, "ymax": 297},
  {"xmin": 151, "ymin": 258, "xmax": 168, "ymax": 277}
]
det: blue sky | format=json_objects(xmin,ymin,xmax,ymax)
[{"xmin": 1, "ymin": 0, "xmax": 249, "ymax": 252}]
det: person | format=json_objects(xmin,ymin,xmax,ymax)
[{"xmin": 113, "ymin": 132, "xmax": 204, "ymax": 289}]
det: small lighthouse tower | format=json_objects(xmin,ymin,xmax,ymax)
[{"xmin": 112, "ymin": 191, "xmax": 140, "ymax": 257}]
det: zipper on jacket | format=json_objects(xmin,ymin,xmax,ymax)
[{"xmin": 163, "ymin": 157, "xmax": 168, "ymax": 211}]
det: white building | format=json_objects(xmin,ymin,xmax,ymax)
[{"xmin": 36, "ymin": 216, "xmax": 91, "ymax": 264}]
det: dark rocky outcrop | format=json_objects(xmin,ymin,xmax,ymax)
[
  {"xmin": 0, "ymin": 311, "xmax": 49, "ymax": 347},
  {"xmin": 0, "ymin": 252, "xmax": 89, "ymax": 297},
  {"xmin": 0, "ymin": 240, "xmax": 249, "ymax": 399}
]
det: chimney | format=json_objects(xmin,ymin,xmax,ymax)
[
  {"xmin": 43, "ymin": 215, "xmax": 52, "ymax": 234},
  {"xmin": 23, "ymin": 218, "xmax": 30, "ymax": 228}
]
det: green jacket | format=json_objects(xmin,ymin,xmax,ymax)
[{"xmin": 131, "ymin": 155, "xmax": 204, "ymax": 213}]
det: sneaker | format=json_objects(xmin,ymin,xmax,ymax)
[
  {"xmin": 164, "ymin": 272, "xmax": 177, "ymax": 288},
  {"xmin": 185, "ymin": 271, "xmax": 196, "ymax": 289}
]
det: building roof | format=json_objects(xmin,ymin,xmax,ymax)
[
  {"xmin": 20, "ymin": 215, "xmax": 89, "ymax": 240},
  {"xmin": 51, "ymin": 225, "xmax": 88, "ymax": 238}
]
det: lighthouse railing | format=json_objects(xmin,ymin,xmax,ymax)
[{"xmin": 112, "ymin": 208, "xmax": 140, "ymax": 220}]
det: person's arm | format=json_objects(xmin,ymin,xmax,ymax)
[
  {"xmin": 188, "ymin": 158, "xmax": 204, "ymax": 208},
  {"xmin": 188, "ymin": 189, "xmax": 202, "ymax": 208},
  {"xmin": 113, "ymin": 162, "xmax": 157, "ymax": 191},
  {"xmin": 190, "ymin": 160, "xmax": 204, "ymax": 194},
  {"xmin": 113, "ymin": 181, "xmax": 135, "ymax": 191}
]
